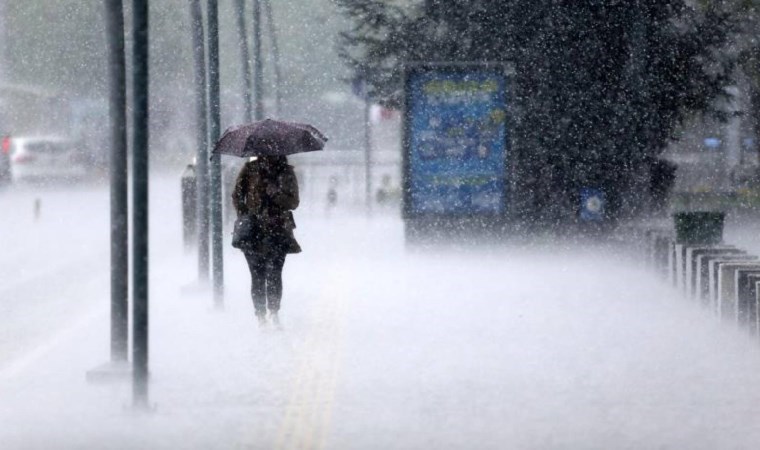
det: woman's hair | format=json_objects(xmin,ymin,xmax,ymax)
[{"xmin": 261, "ymin": 155, "xmax": 287, "ymax": 167}]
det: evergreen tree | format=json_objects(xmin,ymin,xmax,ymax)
[{"xmin": 337, "ymin": 0, "xmax": 738, "ymax": 225}]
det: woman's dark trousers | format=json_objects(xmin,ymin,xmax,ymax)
[{"xmin": 244, "ymin": 251, "xmax": 286, "ymax": 316}]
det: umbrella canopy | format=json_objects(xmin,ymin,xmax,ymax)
[{"xmin": 212, "ymin": 119, "xmax": 327, "ymax": 158}]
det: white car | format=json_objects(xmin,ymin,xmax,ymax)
[{"xmin": 9, "ymin": 136, "xmax": 88, "ymax": 183}]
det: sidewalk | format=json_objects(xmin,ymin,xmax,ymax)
[
  {"xmin": 0, "ymin": 216, "xmax": 402, "ymax": 449},
  {"xmin": 4, "ymin": 216, "xmax": 760, "ymax": 449}
]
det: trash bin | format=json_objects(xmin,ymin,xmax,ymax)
[
  {"xmin": 181, "ymin": 163, "xmax": 197, "ymax": 250},
  {"xmin": 673, "ymin": 211, "xmax": 724, "ymax": 245}
]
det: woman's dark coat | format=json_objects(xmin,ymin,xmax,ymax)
[{"xmin": 232, "ymin": 159, "xmax": 301, "ymax": 254}]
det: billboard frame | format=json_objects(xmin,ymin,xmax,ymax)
[{"xmin": 401, "ymin": 62, "xmax": 516, "ymax": 236}]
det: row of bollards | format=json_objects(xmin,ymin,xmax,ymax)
[{"xmin": 627, "ymin": 212, "xmax": 760, "ymax": 337}]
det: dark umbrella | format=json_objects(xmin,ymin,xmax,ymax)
[{"xmin": 211, "ymin": 118, "xmax": 327, "ymax": 158}]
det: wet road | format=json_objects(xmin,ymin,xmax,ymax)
[{"xmin": 2, "ymin": 175, "xmax": 760, "ymax": 449}]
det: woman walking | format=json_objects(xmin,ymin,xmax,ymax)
[{"xmin": 232, "ymin": 155, "xmax": 301, "ymax": 326}]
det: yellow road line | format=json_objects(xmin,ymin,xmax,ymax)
[
  {"xmin": 317, "ymin": 340, "xmax": 344, "ymax": 449},
  {"xmin": 272, "ymin": 269, "xmax": 350, "ymax": 450}
]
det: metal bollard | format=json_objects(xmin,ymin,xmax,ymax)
[
  {"xmin": 737, "ymin": 272, "xmax": 760, "ymax": 331},
  {"xmin": 687, "ymin": 247, "xmax": 742, "ymax": 301},
  {"xmin": 717, "ymin": 262, "xmax": 760, "ymax": 323},
  {"xmin": 704, "ymin": 254, "xmax": 755, "ymax": 310},
  {"xmin": 181, "ymin": 163, "xmax": 197, "ymax": 250},
  {"xmin": 653, "ymin": 234, "xmax": 674, "ymax": 276}
]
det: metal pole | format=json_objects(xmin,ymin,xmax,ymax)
[
  {"xmin": 235, "ymin": 0, "xmax": 253, "ymax": 123},
  {"xmin": 263, "ymin": 0, "xmax": 282, "ymax": 116},
  {"xmin": 364, "ymin": 91, "xmax": 372, "ymax": 215},
  {"xmin": 190, "ymin": 0, "xmax": 210, "ymax": 282},
  {"xmin": 105, "ymin": 0, "xmax": 129, "ymax": 363},
  {"xmin": 0, "ymin": 0, "xmax": 7, "ymax": 83},
  {"xmin": 131, "ymin": 0, "xmax": 150, "ymax": 409},
  {"xmin": 252, "ymin": 0, "xmax": 264, "ymax": 120},
  {"xmin": 630, "ymin": 0, "xmax": 651, "ymax": 214},
  {"xmin": 208, "ymin": 0, "xmax": 224, "ymax": 308}
]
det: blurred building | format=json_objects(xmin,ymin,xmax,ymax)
[
  {"xmin": 286, "ymin": 94, "xmax": 402, "ymax": 212},
  {"xmin": 661, "ymin": 75, "xmax": 758, "ymax": 205}
]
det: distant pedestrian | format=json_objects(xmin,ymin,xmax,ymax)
[
  {"xmin": 326, "ymin": 175, "xmax": 338, "ymax": 217},
  {"xmin": 232, "ymin": 155, "xmax": 301, "ymax": 326}
]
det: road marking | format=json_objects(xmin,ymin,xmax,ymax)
[
  {"xmin": 0, "ymin": 249, "xmax": 107, "ymax": 296},
  {"xmin": 271, "ymin": 269, "xmax": 350, "ymax": 450},
  {"xmin": 0, "ymin": 306, "xmax": 106, "ymax": 381}
]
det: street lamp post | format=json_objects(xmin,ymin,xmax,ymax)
[
  {"xmin": 252, "ymin": 0, "xmax": 264, "ymax": 120},
  {"xmin": 263, "ymin": 0, "xmax": 282, "ymax": 116},
  {"xmin": 207, "ymin": 0, "xmax": 224, "ymax": 309},
  {"xmin": 235, "ymin": 0, "xmax": 253, "ymax": 123},
  {"xmin": 354, "ymin": 75, "xmax": 373, "ymax": 214},
  {"xmin": 131, "ymin": 0, "xmax": 150, "ymax": 409},
  {"xmin": 364, "ymin": 90, "xmax": 372, "ymax": 215},
  {"xmin": 629, "ymin": 0, "xmax": 651, "ymax": 214},
  {"xmin": 85, "ymin": 0, "xmax": 131, "ymax": 386},
  {"xmin": 105, "ymin": 0, "xmax": 129, "ymax": 365},
  {"xmin": 190, "ymin": 0, "xmax": 210, "ymax": 283}
]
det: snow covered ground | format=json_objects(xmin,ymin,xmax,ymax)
[{"xmin": 2, "ymin": 174, "xmax": 760, "ymax": 449}]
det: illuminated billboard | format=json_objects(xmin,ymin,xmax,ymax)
[{"xmin": 403, "ymin": 64, "xmax": 510, "ymax": 217}]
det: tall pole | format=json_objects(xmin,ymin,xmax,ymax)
[
  {"xmin": 364, "ymin": 94, "xmax": 372, "ymax": 215},
  {"xmin": 252, "ymin": 0, "xmax": 264, "ymax": 120},
  {"xmin": 208, "ymin": 0, "xmax": 224, "ymax": 308},
  {"xmin": 235, "ymin": 0, "xmax": 253, "ymax": 123},
  {"xmin": 131, "ymin": 0, "xmax": 150, "ymax": 408},
  {"xmin": 105, "ymin": 0, "xmax": 129, "ymax": 363},
  {"xmin": 263, "ymin": 0, "xmax": 282, "ymax": 116},
  {"xmin": 0, "ymin": 0, "xmax": 7, "ymax": 83},
  {"xmin": 629, "ymin": 0, "xmax": 650, "ymax": 214},
  {"xmin": 190, "ymin": 0, "xmax": 210, "ymax": 282}
]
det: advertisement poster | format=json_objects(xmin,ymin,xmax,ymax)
[
  {"xmin": 579, "ymin": 188, "xmax": 606, "ymax": 222},
  {"xmin": 406, "ymin": 67, "xmax": 508, "ymax": 216}
]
